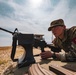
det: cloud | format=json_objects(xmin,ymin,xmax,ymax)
[
  {"xmin": 13, "ymin": 0, "xmax": 26, "ymax": 5},
  {"xmin": 0, "ymin": 1, "xmax": 15, "ymax": 18},
  {"xmin": 0, "ymin": 0, "xmax": 76, "ymax": 46}
]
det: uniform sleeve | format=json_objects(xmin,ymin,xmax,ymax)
[
  {"xmin": 69, "ymin": 26, "xmax": 76, "ymax": 39},
  {"xmin": 59, "ymin": 52, "xmax": 66, "ymax": 61},
  {"xmin": 65, "ymin": 26, "xmax": 76, "ymax": 61},
  {"xmin": 56, "ymin": 26, "xmax": 76, "ymax": 61}
]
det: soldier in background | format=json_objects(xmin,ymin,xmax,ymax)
[{"xmin": 40, "ymin": 19, "xmax": 76, "ymax": 61}]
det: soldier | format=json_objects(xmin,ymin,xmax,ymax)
[{"xmin": 40, "ymin": 19, "xmax": 76, "ymax": 61}]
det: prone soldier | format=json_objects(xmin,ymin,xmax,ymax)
[{"xmin": 40, "ymin": 19, "xmax": 76, "ymax": 62}]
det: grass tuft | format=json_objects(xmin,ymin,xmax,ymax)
[{"xmin": 0, "ymin": 60, "xmax": 7, "ymax": 65}]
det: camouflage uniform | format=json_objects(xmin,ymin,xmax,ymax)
[
  {"xmin": 53, "ymin": 26, "xmax": 76, "ymax": 61},
  {"xmin": 48, "ymin": 19, "xmax": 76, "ymax": 61}
]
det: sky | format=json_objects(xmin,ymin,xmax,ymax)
[{"xmin": 0, "ymin": 0, "xmax": 76, "ymax": 46}]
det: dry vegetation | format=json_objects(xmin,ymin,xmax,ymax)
[{"xmin": 0, "ymin": 46, "xmax": 25, "ymax": 75}]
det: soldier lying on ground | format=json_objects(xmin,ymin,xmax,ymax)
[{"xmin": 40, "ymin": 19, "xmax": 76, "ymax": 62}]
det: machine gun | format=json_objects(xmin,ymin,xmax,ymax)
[
  {"xmin": 0, "ymin": 27, "xmax": 36, "ymax": 68},
  {"xmin": 0, "ymin": 27, "xmax": 61, "ymax": 68}
]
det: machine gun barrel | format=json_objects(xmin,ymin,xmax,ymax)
[{"xmin": 0, "ymin": 27, "xmax": 14, "ymax": 35}]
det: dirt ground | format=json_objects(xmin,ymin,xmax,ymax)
[{"xmin": 0, "ymin": 46, "xmax": 76, "ymax": 75}]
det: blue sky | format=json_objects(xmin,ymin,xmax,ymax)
[{"xmin": 0, "ymin": 0, "xmax": 76, "ymax": 46}]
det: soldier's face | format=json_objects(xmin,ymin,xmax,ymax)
[{"xmin": 51, "ymin": 26, "xmax": 65, "ymax": 38}]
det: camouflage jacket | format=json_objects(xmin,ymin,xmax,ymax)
[{"xmin": 53, "ymin": 26, "xmax": 76, "ymax": 61}]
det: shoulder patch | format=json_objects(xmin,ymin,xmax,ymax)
[{"xmin": 72, "ymin": 37, "xmax": 76, "ymax": 44}]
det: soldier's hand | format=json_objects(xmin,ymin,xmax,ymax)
[{"xmin": 40, "ymin": 51, "xmax": 53, "ymax": 59}]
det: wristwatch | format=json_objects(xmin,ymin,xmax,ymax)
[{"xmin": 52, "ymin": 52, "xmax": 56, "ymax": 59}]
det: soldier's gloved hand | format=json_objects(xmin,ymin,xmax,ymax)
[{"xmin": 40, "ymin": 51, "xmax": 53, "ymax": 59}]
